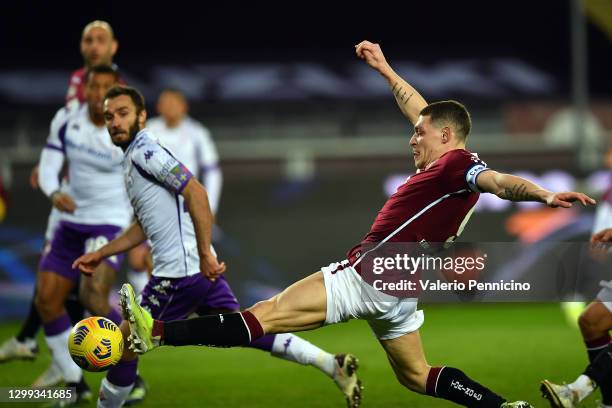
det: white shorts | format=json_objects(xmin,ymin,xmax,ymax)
[
  {"xmin": 597, "ymin": 280, "xmax": 612, "ymax": 312},
  {"xmin": 321, "ymin": 260, "xmax": 424, "ymax": 340}
]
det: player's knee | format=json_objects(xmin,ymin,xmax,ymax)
[
  {"xmin": 578, "ymin": 310, "xmax": 594, "ymax": 331},
  {"xmin": 79, "ymin": 285, "xmax": 107, "ymax": 314},
  {"xmin": 395, "ymin": 368, "xmax": 427, "ymax": 393},
  {"xmin": 578, "ymin": 305, "xmax": 609, "ymax": 336},
  {"xmin": 34, "ymin": 290, "xmax": 58, "ymax": 319},
  {"xmin": 247, "ymin": 297, "xmax": 278, "ymax": 326},
  {"xmin": 34, "ymin": 292, "xmax": 46, "ymax": 313}
]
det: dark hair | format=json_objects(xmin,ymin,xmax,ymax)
[
  {"xmin": 104, "ymin": 85, "xmax": 146, "ymax": 114},
  {"xmin": 86, "ymin": 65, "xmax": 119, "ymax": 83},
  {"xmin": 420, "ymin": 100, "xmax": 472, "ymax": 140}
]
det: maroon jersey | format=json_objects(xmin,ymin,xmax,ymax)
[
  {"xmin": 66, "ymin": 68, "xmax": 87, "ymax": 104},
  {"xmin": 347, "ymin": 149, "xmax": 488, "ymax": 265},
  {"xmin": 66, "ymin": 66, "xmax": 125, "ymax": 105}
]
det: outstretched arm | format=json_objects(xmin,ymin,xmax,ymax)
[
  {"xmin": 476, "ymin": 170, "xmax": 596, "ymax": 208},
  {"xmin": 72, "ymin": 221, "xmax": 147, "ymax": 274},
  {"xmin": 356, "ymin": 40, "xmax": 428, "ymax": 125}
]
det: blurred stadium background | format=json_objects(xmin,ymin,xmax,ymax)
[{"xmin": 1, "ymin": 1, "xmax": 612, "ymax": 406}]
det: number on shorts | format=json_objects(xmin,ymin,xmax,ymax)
[{"xmin": 85, "ymin": 236, "xmax": 117, "ymax": 264}]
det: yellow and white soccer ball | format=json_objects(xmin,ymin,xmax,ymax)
[{"xmin": 68, "ymin": 316, "xmax": 124, "ymax": 372}]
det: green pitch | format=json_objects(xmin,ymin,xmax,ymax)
[{"xmin": 0, "ymin": 304, "xmax": 599, "ymax": 407}]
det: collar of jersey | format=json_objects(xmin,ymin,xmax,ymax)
[{"xmin": 125, "ymin": 128, "xmax": 149, "ymax": 155}]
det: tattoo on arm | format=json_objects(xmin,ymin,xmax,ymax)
[
  {"xmin": 391, "ymin": 82, "xmax": 414, "ymax": 106},
  {"xmin": 500, "ymin": 184, "xmax": 538, "ymax": 202}
]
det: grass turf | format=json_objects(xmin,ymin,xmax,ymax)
[{"xmin": 0, "ymin": 303, "xmax": 598, "ymax": 407}]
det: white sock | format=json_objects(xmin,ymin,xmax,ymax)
[
  {"xmin": 271, "ymin": 333, "xmax": 336, "ymax": 378},
  {"xmin": 569, "ymin": 374, "xmax": 596, "ymax": 402},
  {"xmin": 45, "ymin": 328, "xmax": 82, "ymax": 383},
  {"xmin": 127, "ymin": 269, "xmax": 149, "ymax": 295},
  {"xmin": 98, "ymin": 377, "xmax": 133, "ymax": 408}
]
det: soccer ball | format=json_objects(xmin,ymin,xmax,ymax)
[{"xmin": 68, "ymin": 316, "xmax": 124, "ymax": 372}]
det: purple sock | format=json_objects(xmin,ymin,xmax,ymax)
[
  {"xmin": 43, "ymin": 313, "xmax": 71, "ymax": 336},
  {"xmin": 248, "ymin": 334, "xmax": 276, "ymax": 352},
  {"xmin": 106, "ymin": 308, "xmax": 122, "ymax": 326},
  {"xmin": 107, "ymin": 358, "xmax": 138, "ymax": 387}
]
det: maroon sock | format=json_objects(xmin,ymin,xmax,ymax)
[{"xmin": 152, "ymin": 319, "xmax": 164, "ymax": 341}]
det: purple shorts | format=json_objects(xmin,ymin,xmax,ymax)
[
  {"xmin": 139, "ymin": 274, "xmax": 240, "ymax": 321},
  {"xmin": 39, "ymin": 221, "xmax": 125, "ymax": 281}
]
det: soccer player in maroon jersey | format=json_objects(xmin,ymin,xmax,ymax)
[
  {"xmin": 66, "ymin": 20, "xmax": 118, "ymax": 105},
  {"xmin": 84, "ymin": 41, "xmax": 594, "ymax": 408}
]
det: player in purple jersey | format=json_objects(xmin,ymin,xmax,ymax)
[
  {"xmin": 110, "ymin": 41, "xmax": 597, "ymax": 408},
  {"xmin": 0, "ymin": 20, "xmax": 119, "ymax": 379},
  {"xmin": 33, "ymin": 66, "xmax": 128, "ymax": 404}
]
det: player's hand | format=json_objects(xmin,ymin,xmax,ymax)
[
  {"xmin": 72, "ymin": 250, "xmax": 104, "ymax": 275},
  {"xmin": 51, "ymin": 192, "xmax": 76, "ymax": 213},
  {"xmin": 355, "ymin": 40, "xmax": 391, "ymax": 75},
  {"xmin": 544, "ymin": 191, "xmax": 596, "ymax": 208},
  {"xmin": 29, "ymin": 165, "xmax": 39, "ymax": 189},
  {"xmin": 590, "ymin": 228, "xmax": 612, "ymax": 262},
  {"xmin": 592, "ymin": 228, "xmax": 612, "ymax": 244},
  {"xmin": 200, "ymin": 251, "xmax": 226, "ymax": 282}
]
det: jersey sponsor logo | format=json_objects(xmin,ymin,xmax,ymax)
[
  {"xmin": 64, "ymin": 138, "xmax": 114, "ymax": 162},
  {"xmin": 283, "ymin": 337, "xmax": 292, "ymax": 352}
]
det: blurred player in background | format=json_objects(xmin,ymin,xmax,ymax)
[
  {"xmin": 66, "ymin": 20, "xmax": 118, "ymax": 106},
  {"xmin": 0, "ymin": 20, "xmax": 120, "ymax": 386},
  {"xmin": 73, "ymin": 85, "xmax": 362, "ymax": 408},
  {"xmin": 125, "ymin": 88, "xmax": 224, "ymax": 294},
  {"xmin": 116, "ymin": 41, "xmax": 597, "ymax": 408},
  {"xmin": 148, "ymin": 89, "xmax": 222, "ymax": 215},
  {"xmin": 35, "ymin": 65, "xmax": 131, "ymax": 404}
]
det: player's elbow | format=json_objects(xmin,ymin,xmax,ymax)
[
  {"xmin": 478, "ymin": 171, "xmax": 505, "ymax": 198},
  {"xmin": 182, "ymin": 178, "xmax": 204, "ymax": 199}
]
